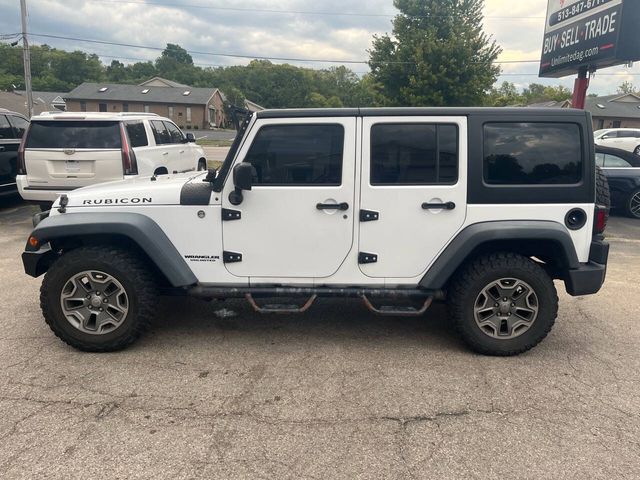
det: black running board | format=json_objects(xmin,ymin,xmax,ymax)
[{"xmin": 189, "ymin": 286, "xmax": 444, "ymax": 301}]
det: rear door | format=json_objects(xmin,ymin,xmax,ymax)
[
  {"xmin": 24, "ymin": 120, "xmax": 123, "ymax": 189},
  {"xmin": 359, "ymin": 117, "xmax": 467, "ymax": 279},
  {"xmin": 0, "ymin": 115, "xmax": 20, "ymax": 193},
  {"xmin": 221, "ymin": 118, "xmax": 357, "ymax": 278}
]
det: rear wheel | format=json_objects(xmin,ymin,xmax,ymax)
[
  {"xmin": 41, "ymin": 246, "xmax": 158, "ymax": 352},
  {"xmin": 626, "ymin": 189, "xmax": 640, "ymax": 219},
  {"xmin": 448, "ymin": 253, "xmax": 558, "ymax": 356}
]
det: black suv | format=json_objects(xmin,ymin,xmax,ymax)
[{"xmin": 0, "ymin": 109, "xmax": 29, "ymax": 198}]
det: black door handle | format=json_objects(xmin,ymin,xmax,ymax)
[
  {"xmin": 422, "ymin": 202, "xmax": 456, "ymax": 211},
  {"xmin": 317, "ymin": 202, "xmax": 349, "ymax": 211}
]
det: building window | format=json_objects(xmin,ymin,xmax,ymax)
[
  {"xmin": 144, "ymin": 105, "xmax": 150, "ymax": 113},
  {"xmin": 123, "ymin": 103, "xmax": 129, "ymax": 112},
  {"xmin": 613, "ymin": 120, "xmax": 622, "ymax": 128},
  {"xmin": 80, "ymin": 101, "xmax": 87, "ymax": 112},
  {"xmin": 98, "ymin": 103, "xmax": 107, "ymax": 112},
  {"xmin": 168, "ymin": 106, "xmax": 174, "ymax": 118},
  {"xmin": 186, "ymin": 107, "xmax": 192, "ymax": 123}
]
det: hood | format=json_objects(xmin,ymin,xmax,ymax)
[{"xmin": 59, "ymin": 172, "xmax": 208, "ymax": 208}]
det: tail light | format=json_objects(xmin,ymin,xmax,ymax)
[
  {"xmin": 593, "ymin": 205, "xmax": 608, "ymax": 235},
  {"xmin": 120, "ymin": 123, "xmax": 138, "ymax": 175},
  {"xmin": 16, "ymin": 125, "xmax": 30, "ymax": 175}
]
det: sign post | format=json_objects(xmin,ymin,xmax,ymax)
[{"xmin": 539, "ymin": 0, "xmax": 640, "ymax": 108}]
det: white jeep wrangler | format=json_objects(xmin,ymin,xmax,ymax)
[{"xmin": 22, "ymin": 108, "xmax": 610, "ymax": 356}]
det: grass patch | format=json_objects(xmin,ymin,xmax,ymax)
[
  {"xmin": 206, "ymin": 160, "xmax": 224, "ymax": 170},
  {"xmin": 196, "ymin": 139, "xmax": 234, "ymax": 147}
]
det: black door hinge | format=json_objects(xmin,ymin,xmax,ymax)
[
  {"xmin": 223, "ymin": 251, "xmax": 243, "ymax": 263},
  {"xmin": 222, "ymin": 208, "xmax": 242, "ymax": 221},
  {"xmin": 360, "ymin": 210, "xmax": 379, "ymax": 222},
  {"xmin": 359, "ymin": 252, "xmax": 378, "ymax": 264}
]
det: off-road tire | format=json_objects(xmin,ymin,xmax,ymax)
[
  {"xmin": 596, "ymin": 166, "xmax": 610, "ymax": 224},
  {"xmin": 41, "ymin": 246, "xmax": 158, "ymax": 352},
  {"xmin": 448, "ymin": 252, "xmax": 558, "ymax": 356}
]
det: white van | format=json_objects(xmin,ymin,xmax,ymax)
[{"xmin": 17, "ymin": 112, "xmax": 207, "ymax": 208}]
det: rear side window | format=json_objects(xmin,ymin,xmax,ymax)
[
  {"xmin": 125, "ymin": 121, "xmax": 148, "ymax": 148},
  {"xmin": 150, "ymin": 120, "xmax": 171, "ymax": 145},
  {"xmin": 244, "ymin": 124, "xmax": 344, "ymax": 186},
  {"xmin": 0, "ymin": 115, "xmax": 13, "ymax": 139},
  {"xmin": 371, "ymin": 124, "xmax": 458, "ymax": 185},
  {"xmin": 484, "ymin": 123, "xmax": 582, "ymax": 185},
  {"xmin": 26, "ymin": 121, "xmax": 121, "ymax": 149},
  {"xmin": 8, "ymin": 115, "xmax": 29, "ymax": 138}
]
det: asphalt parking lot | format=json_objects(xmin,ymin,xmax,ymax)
[{"xmin": 0, "ymin": 197, "xmax": 639, "ymax": 480}]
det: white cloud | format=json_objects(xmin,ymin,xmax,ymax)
[{"xmin": 0, "ymin": 0, "xmax": 637, "ymax": 94}]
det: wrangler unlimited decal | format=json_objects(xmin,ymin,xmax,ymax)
[{"xmin": 83, "ymin": 198, "xmax": 153, "ymax": 205}]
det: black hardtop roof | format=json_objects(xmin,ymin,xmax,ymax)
[{"xmin": 256, "ymin": 107, "xmax": 588, "ymax": 119}]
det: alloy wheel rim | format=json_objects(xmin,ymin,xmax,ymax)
[
  {"xmin": 631, "ymin": 192, "xmax": 640, "ymax": 218},
  {"xmin": 59, "ymin": 270, "xmax": 129, "ymax": 335},
  {"xmin": 473, "ymin": 278, "xmax": 539, "ymax": 340}
]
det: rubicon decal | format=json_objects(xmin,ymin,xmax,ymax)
[{"xmin": 82, "ymin": 198, "xmax": 153, "ymax": 205}]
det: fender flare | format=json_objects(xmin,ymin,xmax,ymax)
[
  {"xmin": 27, "ymin": 212, "xmax": 198, "ymax": 287},
  {"xmin": 419, "ymin": 220, "xmax": 580, "ymax": 290}
]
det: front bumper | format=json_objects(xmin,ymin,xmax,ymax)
[
  {"xmin": 565, "ymin": 239, "xmax": 609, "ymax": 296},
  {"xmin": 22, "ymin": 243, "xmax": 57, "ymax": 278}
]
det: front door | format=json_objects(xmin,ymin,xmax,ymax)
[
  {"xmin": 222, "ymin": 118, "xmax": 357, "ymax": 278},
  {"xmin": 358, "ymin": 117, "xmax": 468, "ymax": 278}
]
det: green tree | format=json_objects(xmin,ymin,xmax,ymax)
[
  {"xmin": 486, "ymin": 81, "xmax": 522, "ymax": 106},
  {"xmin": 617, "ymin": 81, "xmax": 637, "ymax": 95},
  {"xmin": 368, "ymin": 0, "xmax": 501, "ymax": 106}
]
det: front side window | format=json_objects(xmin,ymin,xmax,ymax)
[
  {"xmin": 164, "ymin": 121, "xmax": 185, "ymax": 144},
  {"xmin": 0, "ymin": 115, "xmax": 14, "ymax": 139},
  {"xmin": 244, "ymin": 124, "xmax": 344, "ymax": 186},
  {"xmin": 26, "ymin": 121, "xmax": 121, "ymax": 149},
  {"xmin": 370, "ymin": 123, "xmax": 459, "ymax": 185},
  {"xmin": 9, "ymin": 115, "xmax": 29, "ymax": 138},
  {"xmin": 604, "ymin": 154, "xmax": 633, "ymax": 168},
  {"xmin": 125, "ymin": 121, "xmax": 148, "ymax": 148},
  {"xmin": 150, "ymin": 120, "xmax": 171, "ymax": 145},
  {"xmin": 484, "ymin": 123, "xmax": 582, "ymax": 185}
]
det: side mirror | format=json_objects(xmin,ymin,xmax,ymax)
[
  {"xmin": 229, "ymin": 163, "xmax": 256, "ymax": 205},
  {"xmin": 185, "ymin": 133, "xmax": 196, "ymax": 143}
]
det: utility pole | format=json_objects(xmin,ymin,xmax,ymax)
[{"xmin": 20, "ymin": 0, "xmax": 33, "ymax": 118}]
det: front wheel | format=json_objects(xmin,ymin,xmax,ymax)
[
  {"xmin": 448, "ymin": 253, "xmax": 558, "ymax": 356},
  {"xmin": 197, "ymin": 159, "xmax": 207, "ymax": 171},
  {"xmin": 40, "ymin": 246, "xmax": 158, "ymax": 352},
  {"xmin": 626, "ymin": 189, "xmax": 640, "ymax": 219}
]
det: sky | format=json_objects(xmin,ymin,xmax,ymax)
[{"xmin": 1, "ymin": 0, "xmax": 639, "ymax": 95}]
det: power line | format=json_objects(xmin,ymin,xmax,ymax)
[
  {"xmin": 44, "ymin": 0, "xmax": 546, "ymax": 20},
  {"xmin": 26, "ymin": 32, "xmax": 541, "ymax": 65},
  {"xmin": 11, "ymin": 36, "xmax": 640, "ymax": 79}
]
